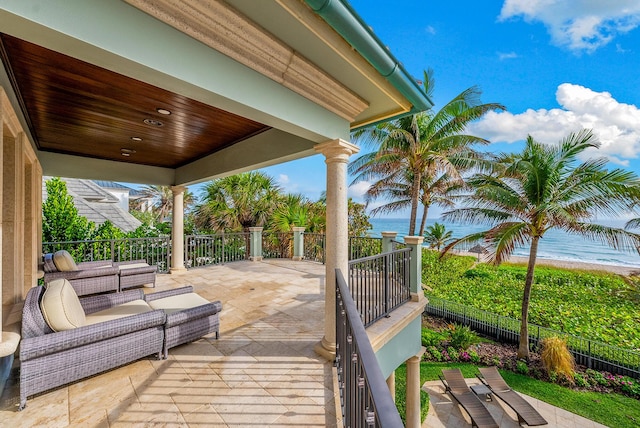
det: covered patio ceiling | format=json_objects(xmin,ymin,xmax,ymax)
[{"xmin": 0, "ymin": 0, "xmax": 432, "ymax": 187}]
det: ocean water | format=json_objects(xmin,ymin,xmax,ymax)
[{"xmin": 367, "ymin": 218, "xmax": 640, "ymax": 268}]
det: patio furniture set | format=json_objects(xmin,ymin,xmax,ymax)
[
  {"xmin": 440, "ymin": 367, "xmax": 548, "ymax": 427},
  {"xmin": 18, "ymin": 251, "xmax": 222, "ymax": 410}
]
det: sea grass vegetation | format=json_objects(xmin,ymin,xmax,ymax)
[{"xmin": 422, "ymin": 250, "xmax": 640, "ymax": 350}]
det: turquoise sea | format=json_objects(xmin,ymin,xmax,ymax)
[{"xmin": 367, "ymin": 218, "xmax": 640, "ymax": 268}]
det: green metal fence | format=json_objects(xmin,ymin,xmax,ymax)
[{"xmin": 425, "ymin": 296, "xmax": 640, "ymax": 379}]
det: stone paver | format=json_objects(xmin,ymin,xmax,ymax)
[{"xmin": 0, "ymin": 260, "xmax": 337, "ymax": 427}]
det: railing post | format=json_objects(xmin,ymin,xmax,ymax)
[
  {"xmin": 248, "ymin": 227, "xmax": 263, "ymax": 261},
  {"xmin": 403, "ymin": 236, "xmax": 424, "ymax": 301},
  {"xmin": 381, "ymin": 231, "xmax": 397, "ymax": 253},
  {"xmin": 110, "ymin": 239, "xmax": 115, "ymax": 262},
  {"xmin": 292, "ymin": 227, "xmax": 305, "ymax": 261}
]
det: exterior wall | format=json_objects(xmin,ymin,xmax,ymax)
[
  {"xmin": 1, "ymin": 86, "xmax": 41, "ymax": 337},
  {"xmin": 374, "ymin": 315, "xmax": 422, "ymax": 379}
]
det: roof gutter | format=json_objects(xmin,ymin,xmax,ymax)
[{"xmin": 304, "ymin": 0, "xmax": 434, "ymax": 125}]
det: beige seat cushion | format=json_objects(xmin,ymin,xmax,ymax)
[
  {"xmin": 41, "ymin": 279, "xmax": 86, "ymax": 331},
  {"xmin": 118, "ymin": 263, "xmax": 150, "ymax": 270},
  {"xmin": 85, "ymin": 300, "xmax": 153, "ymax": 325},
  {"xmin": 53, "ymin": 250, "xmax": 78, "ymax": 272},
  {"xmin": 147, "ymin": 293, "xmax": 210, "ymax": 314}
]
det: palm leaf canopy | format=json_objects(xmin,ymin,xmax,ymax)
[{"xmin": 442, "ymin": 129, "xmax": 640, "ymax": 262}]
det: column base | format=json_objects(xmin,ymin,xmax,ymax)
[
  {"xmin": 314, "ymin": 337, "xmax": 336, "ymax": 361},
  {"xmin": 249, "ymin": 256, "xmax": 263, "ymax": 262},
  {"xmin": 169, "ymin": 266, "xmax": 187, "ymax": 274},
  {"xmin": 292, "ymin": 256, "xmax": 303, "ymax": 261}
]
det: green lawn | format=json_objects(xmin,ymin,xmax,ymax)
[{"xmin": 416, "ymin": 362, "xmax": 640, "ymax": 428}]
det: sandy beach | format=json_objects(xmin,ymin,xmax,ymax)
[{"xmin": 456, "ymin": 251, "xmax": 640, "ymax": 276}]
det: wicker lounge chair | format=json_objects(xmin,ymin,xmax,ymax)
[
  {"xmin": 439, "ymin": 369, "xmax": 498, "ymax": 428},
  {"xmin": 478, "ymin": 366, "xmax": 548, "ymax": 426},
  {"xmin": 19, "ymin": 280, "xmax": 166, "ymax": 410}
]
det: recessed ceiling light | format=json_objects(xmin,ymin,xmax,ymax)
[
  {"xmin": 131, "ymin": 137, "xmax": 143, "ymax": 141},
  {"xmin": 156, "ymin": 108, "xmax": 171, "ymax": 115},
  {"xmin": 121, "ymin": 148, "xmax": 137, "ymax": 156},
  {"xmin": 143, "ymin": 118, "xmax": 163, "ymax": 126}
]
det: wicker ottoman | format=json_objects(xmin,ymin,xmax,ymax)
[
  {"xmin": 115, "ymin": 260, "xmax": 157, "ymax": 291},
  {"xmin": 144, "ymin": 286, "xmax": 222, "ymax": 358}
]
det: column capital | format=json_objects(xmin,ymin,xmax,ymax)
[
  {"xmin": 292, "ymin": 226, "xmax": 306, "ymax": 233},
  {"xmin": 381, "ymin": 231, "xmax": 398, "ymax": 239},
  {"xmin": 171, "ymin": 185, "xmax": 187, "ymax": 194},
  {"xmin": 404, "ymin": 236, "xmax": 424, "ymax": 246},
  {"xmin": 314, "ymin": 139, "xmax": 359, "ymax": 162},
  {"xmin": 248, "ymin": 226, "xmax": 264, "ymax": 232}
]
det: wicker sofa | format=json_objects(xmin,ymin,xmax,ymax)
[
  {"xmin": 19, "ymin": 281, "xmax": 166, "ymax": 410},
  {"xmin": 43, "ymin": 252, "xmax": 119, "ymax": 296},
  {"xmin": 19, "ymin": 280, "xmax": 223, "ymax": 410},
  {"xmin": 43, "ymin": 251, "xmax": 158, "ymax": 295}
]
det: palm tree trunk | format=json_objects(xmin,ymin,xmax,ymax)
[
  {"xmin": 518, "ymin": 235, "xmax": 540, "ymax": 359},
  {"xmin": 418, "ymin": 203, "xmax": 430, "ymax": 237},
  {"xmin": 408, "ymin": 173, "xmax": 421, "ymax": 236}
]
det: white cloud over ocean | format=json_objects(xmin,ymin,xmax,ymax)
[
  {"xmin": 468, "ymin": 83, "xmax": 640, "ymax": 165},
  {"xmin": 499, "ymin": 0, "xmax": 640, "ymax": 52}
]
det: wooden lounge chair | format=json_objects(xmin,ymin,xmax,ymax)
[
  {"xmin": 439, "ymin": 369, "xmax": 498, "ymax": 428},
  {"xmin": 478, "ymin": 366, "xmax": 548, "ymax": 426}
]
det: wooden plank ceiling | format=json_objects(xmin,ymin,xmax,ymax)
[{"xmin": 0, "ymin": 34, "xmax": 270, "ymax": 168}]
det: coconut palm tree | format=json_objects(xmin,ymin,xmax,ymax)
[
  {"xmin": 442, "ymin": 129, "xmax": 640, "ymax": 359},
  {"xmin": 424, "ymin": 222, "xmax": 453, "ymax": 250},
  {"xmin": 350, "ymin": 69, "xmax": 504, "ymax": 236},
  {"xmin": 194, "ymin": 171, "xmax": 282, "ymax": 232}
]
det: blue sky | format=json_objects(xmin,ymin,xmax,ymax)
[{"xmin": 244, "ymin": 1, "xmax": 640, "ymax": 218}]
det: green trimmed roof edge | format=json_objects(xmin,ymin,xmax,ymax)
[{"xmin": 305, "ymin": 0, "xmax": 434, "ymax": 124}]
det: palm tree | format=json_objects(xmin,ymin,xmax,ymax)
[
  {"xmin": 442, "ymin": 129, "xmax": 640, "ymax": 359},
  {"xmin": 194, "ymin": 171, "xmax": 282, "ymax": 232},
  {"xmin": 350, "ymin": 69, "xmax": 504, "ymax": 236},
  {"xmin": 137, "ymin": 185, "xmax": 194, "ymax": 222},
  {"xmin": 424, "ymin": 222, "xmax": 453, "ymax": 250}
]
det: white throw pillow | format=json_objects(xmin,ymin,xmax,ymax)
[
  {"xmin": 53, "ymin": 250, "xmax": 78, "ymax": 272},
  {"xmin": 40, "ymin": 279, "xmax": 86, "ymax": 331}
]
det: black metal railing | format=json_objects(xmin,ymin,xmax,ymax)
[
  {"xmin": 349, "ymin": 236, "xmax": 382, "ymax": 260},
  {"xmin": 43, "ymin": 237, "xmax": 171, "ymax": 272},
  {"xmin": 348, "ymin": 248, "xmax": 412, "ymax": 327},
  {"xmin": 426, "ymin": 296, "xmax": 640, "ymax": 379},
  {"xmin": 303, "ymin": 233, "xmax": 325, "ymax": 263},
  {"xmin": 335, "ymin": 269, "xmax": 403, "ymax": 427},
  {"xmin": 184, "ymin": 233, "xmax": 249, "ymax": 268},
  {"xmin": 262, "ymin": 232, "xmax": 293, "ymax": 259}
]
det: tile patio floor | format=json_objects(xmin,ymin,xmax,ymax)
[
  {"xmin": 0, "ymin": 260, "xmax": 337, "ymax": 427},
  {"xmin": 0, "ymin": 259, "xmax": 613, "ymax": 427}
]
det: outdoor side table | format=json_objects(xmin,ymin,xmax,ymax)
[{"xmin": 470, "ymin": 384, "xmax": 492, "ymax": 402}]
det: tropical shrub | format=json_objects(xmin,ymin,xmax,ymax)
[
  {"xmin": 448, "ymin": 324, "xmax": 479, "ymax": 349},
  {"xmin": 422, "ymin": 329, "xmax": 448, "ymax": 347},
  {"xmin": 541, "ymin": 337, "xmax": 574, "ymax": 382},
  {"xmin": 516, "ymin": 360, "xmax": 529, "ymax": 375}
]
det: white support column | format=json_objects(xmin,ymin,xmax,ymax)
[
  {"xmin": 313, "ymin": 139, "xmax": 359, "ymax": 360},
  {"xmin": 405, "ymin": 347, "xmax": 426, "ymax": 428},
  {"xmin": 170, "ymin": 185, "xmax": 187, "ymax": 273}
]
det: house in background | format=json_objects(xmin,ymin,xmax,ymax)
[
  {"xmin": 93, "ymin": 180, "xmax": 153, "ymax": 215},
  {"xmin": 42, "ymin": 177, "xmax": 142, "ymax": 233},
  {"xmin": 0, "ymin": 1, "xmax": 433, "ymax": 424}
]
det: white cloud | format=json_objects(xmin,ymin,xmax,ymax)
[
  {"xmin": 277, "ymin": 174, "xmax": 290, "ymax": 185},
  {"xmin": 497, "ymin": 51, "xmax": 519, "ymax": 60},
  {"xmin": 348, "ymin": 181, "xmax": 371, "ymax": 201},
  {"xmin": 499, "ymin": 0, "xmax": 640, "ymax": 52},
  {"xmin": 425, "ymin": 25, "xmax": 437, "ymax": 35},
  {"xmin": 468, "ymin": 83, "xmax": 640, "ymax": 165}
]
